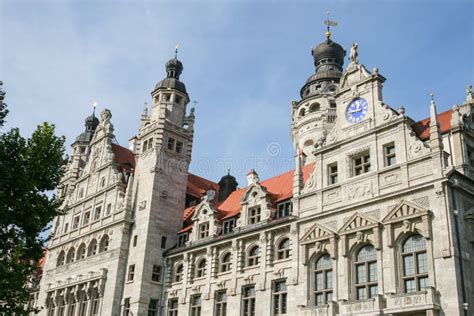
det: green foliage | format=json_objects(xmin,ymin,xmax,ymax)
[
  {"xmin": 0, "ymin": 81, "xmax": 8, "ymax": 127},
  {"xmin": 0, "ymin": 84, "xmax": 67, "ymax": 314}
]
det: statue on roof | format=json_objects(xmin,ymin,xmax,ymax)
[{"xmin": 350, "ymin": 42, "xmax": 359, "ymax": 64}]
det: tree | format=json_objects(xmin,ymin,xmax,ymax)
[{"xmin": 0, "ymin": 81, "xmax": 67, "ymax": 314}]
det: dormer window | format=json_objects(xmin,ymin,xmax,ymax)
[
  {"xmin": 199, "ymin": 223, "xmax": 209, "ymax": 239},
  {"xmin": 177, "ymin": 233, "xmax": 189, "ymax": 247},
  {"xmin": 223, "ymin": 218, "xmax": 236, "ymax": 234},
  {"xmin": 277, "ymin": 201, "xmax": 292, "ymax": 218},
  {"xmin": 248, "ymin": 206, "xmax": 261, "ymax": 224}
]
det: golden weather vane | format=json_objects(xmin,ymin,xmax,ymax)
[{"xmin": 324, "ymin": 11, "xmax": 338, "ymax": 40}]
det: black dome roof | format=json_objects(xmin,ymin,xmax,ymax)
[
  {"xmin": 312, "ymin": 39, "xmax": 346, "ymax": 65},
  {"xmin": 154, "ymin": 78, "xmax": 187, "ymax": 94},
  {"xmin": 85, "ymin": 114, "xmax": 99, "ymax": 128},
  {"xmin": 153, "ymin": 57, "xmax": 187, "ymax": 94}
]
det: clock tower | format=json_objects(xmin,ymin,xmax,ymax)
[{"xmin": 291, "ymin": 29, "xmax": 346, "ymax": 161}]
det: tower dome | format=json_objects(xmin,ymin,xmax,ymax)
[
  {"xmin": 154, "ymin": 57, "xmax": 187, "ymax": 94},
  {"xmin": 312, "ymin": 39, "xmax": 345, "ymax": 68},
  {"xmin": 75, "ymin": 111, "xmax": 99, "ymax": 144}
]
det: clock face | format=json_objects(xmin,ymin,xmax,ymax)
[{"xmin": 346, "ymin": 98, "xmax": 368, "ymax": 123}]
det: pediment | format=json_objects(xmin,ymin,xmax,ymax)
[
  {"xmin": 382, "ymin": 200, "xmax": 429, "ymax": 224},
  {"xmin": 300, "ymin": 223, "xmax": 335, "ymax": 244},
  {"xmin": 191, "ymin": 198, "xmax": 217, "ymax": 221},
  {"xmin": 338, "ymin": 212, "xmax": 379, "ymax": 234},
  {"xmin": 241, "ymin": 183, "xmax": 269, "ymax": 204},
  {"xmin": 339, "ymin": 63, "xmax": 372, "ymax": 90}
]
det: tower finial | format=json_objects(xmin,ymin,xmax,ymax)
[
  {"xmin": 175, "ymin": 44, "xmax": 179, "ymax": 59},
  {"xmin": 92, "ymin": 101, "xmax": 98, "ymax": 116},
  {"xmin": 324, "ymin": 11, "xmax": 338, "ymax": 40}
]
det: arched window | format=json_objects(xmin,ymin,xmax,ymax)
[
  {"xmin": 77, "ymin": 243, "xmax": 86, "ymax": 261},
  {"xmin": 66, "ymin": 247, "xmax": 75, "ymax": 264},
  {"xmin": 303, "ymin": 139, "xmax": 314, "ymax": 148},
  {"xmin": 299, "ymin": 108, "xmax": 306, "ymax": 118},
  {"xmin": 314, "ymin": 254, "xmax": 333, "ymax": 305},
  {"xmin": 99, "ymin": 235, "xmax": 109, "ymax": 252},
  {"xmin": 57, "ymin": 251, "xmax": 65, "ymax": 267},
  {"xmin": 220, "ymin": 252, "xmax": 232, "ymax": 272},
  {"xmin": 196, "ymin": 259, "xmax": 207, "ymax": 278},
  {"xmin": 174, "ymin": 263, "xmax": 184, "ymax": 282},
  {"xmin": 247, "ymin": 246, "xmax": 260, "ymax": 267},
  {"xmin": 309, "ymin": 103, "xmax": 321, "ymax": 113},
  {"xmin": 88, "ymin": 239, "xmax": 98, "ymax": 256},
  {"xmin": 277, "ymin": 238, "xmax": 290, "ymax": 260},
  {"xmin": 354, "ymin": 244, "xmax": 378, "ymax": 300},
  {"xmin": 401, "ymin": 234, "xmax": 428, "ymax": 293}
]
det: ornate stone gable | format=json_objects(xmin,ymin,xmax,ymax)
[
  {"xmin": 300, "ymin": 222, "xmax": 335, "ymax": 244},
  {"xmin": 338, "ymin": 212, "xmax": 379, "ymax": 234},
  {"xmin": 382, "ymin": 200, "xmax": 432, "ymax": 248},
  {"xmin": 300, "ymin": 222, "xmax": 337, "ymax": 264}
]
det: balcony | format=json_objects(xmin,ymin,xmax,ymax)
[
  {"xmin": 298, "ymin": 301, "xmax": 337, "ymax": 316},
  {"xmin": 385, "ymin": 287, "xmax": 440, "ymax": 314},
  {"xmin": 339, "ymin": 295, "xmax": 384, "ymax": 315}
]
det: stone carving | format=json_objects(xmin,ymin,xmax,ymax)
[
  {"xmin": 350, "ymin": 42, "xmax": 359, "ymax": 64},
  {"xmin": 302, "ymin": 170, "xmax": 316, "ymax": 193},
  {"xmin": 100, "ymin": 109, "xmax": 112, "ymax": 122},
  {"xmin": 406, "ymin": 127, "xmax": 431, "ymax": 159},
  {"xmin": 138, "ymin": 200, "xmax": 147, "ymax": 211},
  {"xmin": 346, "ymin": 181, "xmax": 373, "ymax": 200}
]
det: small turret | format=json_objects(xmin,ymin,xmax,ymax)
[{"xmin": 218, "ymin": 170, "xmax": 238, "ymax": 201}]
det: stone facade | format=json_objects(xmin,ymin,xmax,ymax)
[{"xmin": 35, "ymin": 32, "xmax": 474, "ymax": 316}]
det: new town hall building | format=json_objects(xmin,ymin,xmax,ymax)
[{"xmin": 33, "ymin": 29, "xmax": 474, "ymax": 316}]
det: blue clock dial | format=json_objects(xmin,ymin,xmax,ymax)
[{"xmin": 345, "ymin": 98, "xmax": 368, "ymax": 123}]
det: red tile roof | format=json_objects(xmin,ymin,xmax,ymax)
[
  {"xmin": 111, "ymin": 143, "xmax": 136, "ymax": 171},
  {"xmin": 180, "ymin": 164, "xmax": 315, "ymax": 231},
  {"xmin": 412, "ymin": 109, "xmax": 453, "ymax": 141},
  {"xmin": 186, "ymin": 173, "xmax": 220, "ymax": 198}
]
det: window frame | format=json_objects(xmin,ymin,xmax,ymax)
[
  {"xmin": 248, "ymin": 206, "xmax": 261, "ymax": 224},
  {"xmin": 353, "ymin": 244, "xmax": 378, "ymax": 300},
  {"xmin": 241, "ymin": 285, "xmax": 256, "ymax": 316},
  {"xmin": 148, "ymin": 299, "xmax": 159, "ymax": 316},
  {"xmin": 199, "ymin": 222, "xmax": 210, "ymax": 239},
  {"xmin": 174, "ymin": 263, "xmax": 184, "ymax": 283},
  {"xmin": 276, "ymin": 238, "xmax": 290, "ymax": 260},
  {"xmin": 177, "ymin": 233, "xmax": 189, "ymax": 247},
  {"xmin": 352, "ymin": 152, "xmax": 371, "ymax": 176},
  {"xmin": 223, "ymin": 218, "xmax": 236, "ymax": 234},
  {"xmin": 152, "ymin": 265, "xmax": 162, "ymax": 283},
  {"xmin": 214, "ymin": 291, "xmax": 227, "ymax": 316},
  {"xmin": 190, "ymin": 295, "xmax": 201, "ymax": 316},
  {"xmin": 167, "ymin": 298, "xmax": 178, "ymax": 316},
  {"xmin": 312, "ymin": 253, "xmax": 333, "ymax": 306},
  {"xmin": 327, "ymin": 163, "xmax": 338, "ymax": 185},
  {"xmin": 276, "ymin": 201, "xmax": 292, "ymax": 218},
  {"xmin": 127, "ymin": 264, "xmax": 135, "ymax": 282},
  {"xmin": 195, "ymin": 258, "xmax": 207, "ymax": 278},
  {"xmin": 400, "ymin": 234, "xmax": 429, "ymax": 294},
  {"xmin": 272, "ymin": 280, "xmax": 288, "ymax": 315},
  {"xmin": 384, "ymin": 143, "xmax": 396, "ymax": 167},
  {"xmin": 219, "ymin": 252, "xmax": 232, "ymax": 273},
  {"xmin": 247, "ymin": 245, "xmax": 260, "ymax": 267}
]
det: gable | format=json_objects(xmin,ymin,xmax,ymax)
[
  {"xmin": 300, "ymin": 223, "xmax": 335, "ymax": 244},
  {"xmin": 338, "ymin": 212, "xmax": 379, "ymax": 234},
  {"xmin": 382, "ymin": 200, "xmax": 429, "ymax": 224}
]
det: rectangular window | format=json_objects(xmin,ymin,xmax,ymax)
[
  {"xmin": 152, "ymin": 265, "xmax": 162, "ymax": 282},
  {"xmin": 147, "ymin": 138, "xmax": 154, "ymax": 151},
  {"xmin": 161, "ymin": 236, "xmax": 167, "ymax": 249},
  {"xmin": 63, "ymin": 223, "xmax": 69, "ymax": 233},
  {"xmin": 167, "ymin": 138, "xmax": 175, "ymax": 151},
  {"xmin": 94, "ymin": 206, "xmax": 101, "ymax": 221},
  {"xmin": 248, "ymin": 206, "xmax": 261, "ymax": 224},
  {"xmin": 190, "ymin": 295, "xmax": 201, "ymax": 316},
  {"xmin": 176, "ymin": 141, "xmax": 183, "ymax": 154},
  {"xmin": 168, "ymin": 299, "xmax": 178, "ymax": 316},
  {"xmin": 106, "ymin": 203, "xmax": 112, "ymax": 216},
  {"xmin": 177, "ymin": 233, "xmax": 189, "ymax": 247},
  {"xmin": 384, "ymin": 143, "xmax": 396, "ymax": 166},
  {"xmin": 214, "ymin": 291, "xmax": 227, "ymax": 316},
  {"xmin": 124, "ymin": 298, "xmax": 130, "ymax": 316},
  {"xmin": 273, "ymin": 280, "xmax": 287, "ymax": 315},
  {"xmin": 467, "ymin": 148, "xmax": 474, "ymax": 167},
  {"xmin": 242, "ymin": 286, "xmax": 256, "ymax": 316},
  {"xmin": 277, "ymin": 201, "xmax": 292, "ymax": 218},
  {"xmin": 83, "ymin": 211, "xmax": 90, "ymax": 225},
  {"xmin": 73, "ymin": 216, "xmax": 80, "ymax": 229},
  {"xmin": 175, "ymin": 95, "xmax": 182, "ymax": 104},
  {"xmin": 128, "ymin": 264, "xmax": 135, "ymax": 282},
  {"xmin": 352, "ymin": 152, "xmax": 371, "ymax": 176},
  {"xmin": 148, "ymin": 299, "xmax": 159, "ymax": 316},
  {"xmin": 223, "ymin": 218, "xmax": 236, "ymax": 234},
  {"xmin": 133, "ymin": 235, "xmax": 138, "ymax": 247},
  {"xmin": 328, "ymin": 163, "xmax": 338, "ymax": 185},
  {"xmin": 199, "ymin": 222, "xmax": 209, "ymax": 239}
]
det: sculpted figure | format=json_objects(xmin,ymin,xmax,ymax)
[{"xmin": 350, "ymin": 42, "xmax": 359, "ymax": 64}]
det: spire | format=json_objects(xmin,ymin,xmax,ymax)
[
  {"xmin": 429, "ymin": 93, "xmax": 443, "ymax": 152},
  {"xmin": 175, "ymin": 44, "xmax": 179, "ymax": 59}
]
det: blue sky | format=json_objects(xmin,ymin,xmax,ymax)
[{"xmin": 1, "ymin": 0, "xmax": 473, "ymax": 186}]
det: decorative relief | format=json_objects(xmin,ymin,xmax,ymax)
[
  {"xmin": 301, "ymin": 170, "xmax": 316, "ymax": 193},
  {"xmin": 406, "ymin": 127, "xmax": 431, "ymax": 159},
  {"xmin": 339, "ymin": 212, "xmax": 378, "ymax": 233},
  {"xmin": 345, "ymin": 180, "xmax": 373, "ymax": 201}
]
